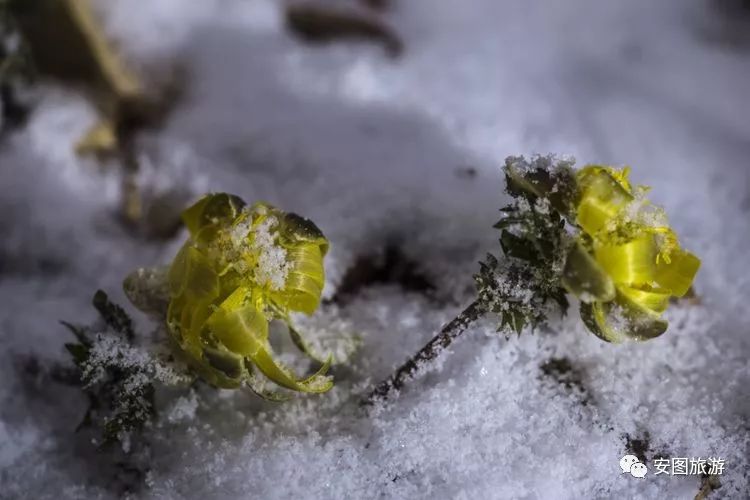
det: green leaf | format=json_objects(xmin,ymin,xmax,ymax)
[
  {"xmin": 493, "ymin": 206, "xmax": 524, "ymax": 230},
  {"xmin": 500, "ymin": 310, "xmax": 526, "ymax": 335},
  {"xmin": 503, "ymin": 156, "xmax": 578, "ymax": 217},
  {"xmin": 500, "ymin": 230, "xmax": 540, "ymax": 263},
  {"xmin": 64, "ymin": 342, "xmax": 89, "ymax": 365},
  {"xmin": 92, "ymin": 290, "xmax": 135, "ymax": 341},
  {"xmin": 60, "ymin": 320, "xmax": 91, "ymax": 347}
]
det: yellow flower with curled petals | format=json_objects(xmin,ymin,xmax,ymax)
[
  {"xmin": 562, "ymin": 166, "xmax": 700, "ymax": 342},
  {"xmin": 166, "ymin": 193, "xmax": 333, "ymax": 393}
]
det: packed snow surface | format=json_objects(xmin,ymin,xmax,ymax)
[{"xmin": 1, "ymin": 0, "xmax": 749, "ymax": 498}]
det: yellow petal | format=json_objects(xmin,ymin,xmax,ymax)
[
  {"xmin": 655, "ymin": 249, "xmax": 701, "ymax": 297},
  {"xmin": 247, "ymin": 343, "xmax": 333, "ymax": 393},
  {"xmin": 279, "ymin": 246, "xmax": 325, "ymax": 314},
  {"xmin": 206, "ymin": 302, "xmax": 269, "ymax": 357},
  {"xmin": 168, "ymin": 244, "xmax": 220, "ymax": 303},
  {"xmin": 576, "ymin": 165, "xmax": 634, "ymax": 235},
  {"xmin": 271, "ymin": 212, "xmax": 328, "ymax": 313},
  {"xmin": 594, "ymin": 234, "xmax": 657, "ymax": 286},
  {"xmin": 618, "ymin": 285, "xmax": 671, "ymax": 314}
]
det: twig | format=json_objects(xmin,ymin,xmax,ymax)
[{"xmin": 365, "ymin": 299, "xmax": 484, "ymax": 404}]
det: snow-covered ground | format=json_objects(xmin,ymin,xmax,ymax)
[{"xmin": 1, "ymin": 0, "xmax": 749, "ymax": 498}]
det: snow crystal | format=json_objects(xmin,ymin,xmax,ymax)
[
  {"xmin": 249, "ymin": 213, "xmax": 289, "ymax": 291},
  {"xmin": 226, "ymin": 207, "xmax": 289, "ymax": 290},
  {"xmin": 166, "ymin": 390, "xmax": 200, "ymax": 424},
  {"xmin": 82, "ymin": 335, "xmax": 189, "ymax": 388}
]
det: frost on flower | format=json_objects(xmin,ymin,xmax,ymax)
[
  {"xmin": 153, "ymin": 193, "xmax": 335, "ymax": 395},
  {"xmin": 62, "ymin": 291, "xmax": 191, "ymax": 447},
  {"xmin": 476, "ymin": 156, "xmax": 576, "ymax": 334},
  {"xmin": 370, "ymin": 154, "xmax": 702, "ymax": 403},
  {"xmin": 502, "ymin": 156, "xmax": 700, "ymax": 342}
]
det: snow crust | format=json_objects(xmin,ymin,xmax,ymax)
[{"xmin": 1, "ymin": 0, "xmax": 749, "ymax": 498}]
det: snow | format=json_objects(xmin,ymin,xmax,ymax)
[
  {"xmin": 1, "ymin": 0, "xmax": 749, "ymax": 498},
  {"xmin": 246, "ymin": 211, "xmax": 288, "ymax": 291},
  {"xmin": 81, "ymin": 334, "xmax": 189, "ymax": 388}
]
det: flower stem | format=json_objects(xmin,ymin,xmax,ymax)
[{"xmin": 365, "ymin": 299, "xmax": 485, "ymax": 404}]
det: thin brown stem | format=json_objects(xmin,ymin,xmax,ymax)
[{"xmin": 365, "ymin": 299, "xmax": 484, "ymax": 404}]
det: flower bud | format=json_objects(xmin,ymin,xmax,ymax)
[
  {"xmin": 562, "ymin": 166, "xmax": 700, "ymax": 342},
  {"xmin": 166, "ymin": 193, "xmax": 332, "ymax": 391}
]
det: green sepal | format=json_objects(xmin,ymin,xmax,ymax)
[
  {"xmin": 580, "ymin": 293, "xmax": 668, "ymax": 343},
  {"xmin": 168, "ymin": 245, "xmax": 220, "ymax": 303},
  {"xmin": 561, "ymin": 241, "xmax": 616, "ymax": 303},
  {"xmin": 122, "ymin": 266, "xmax": 170, "ymax": 318},
  {"xmin": 181, "ymin": 193, "xmax": 246, "ymax": 237},
  {"xmin": 579, "ymin": 302, "xmax": 608, "ymax": 342},
  {"xmin": 205, "ymin": 301, "xmax": 269, "ymax": 357},
  {"xmin": 202, "ymin": 346, "xmax": 245, "ymax": 381}
]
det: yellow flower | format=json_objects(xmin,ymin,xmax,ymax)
[
  {"xmin": 562, "ymin": 166, "xmax": 700, "ymax": 342},
  {"xmin": 166, "ymin": 193, "xmax": 333, "ymax": 392}
]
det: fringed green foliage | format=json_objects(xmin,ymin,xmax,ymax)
[
  {"xmin": 368, "ymin": 154, "xmax": 701, "ymax": 403},
  {"xmin": 475, "ymin": 155, "xmax": 575, "ymax": 335},
  {"xmin": 62, "ymin": 291, "xmax": 162, "ymax": 447}
]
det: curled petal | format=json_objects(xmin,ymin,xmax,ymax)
[
  {"xmin": 581, "ymin": 291, "xmax": 667, "ymax": 343},
  {"xmin": 655, "ymin": 249, "xmax": 701, "ymax": 297},
  {"xmin": 566, "ymin": 165, "xmax": 701, "ymax": 343},
  {"xmin": 594, "ymin": 234, "xmax": 657, "ymax": 286},
  {"xmin": 181, "ymin": 193, "xmax": 246, "ymax": 238},
  {"xmin": 247, "ymin": 343, "xmax": 333, "ymax": 393},
  {"xmin": 618, "ymin": 285, "xmax": 671, "ymax": 314},
  {"xmin": 271, "ymin": 214, "xmax": 328, "ymax": 314},
  {"xmin": 576, "ymin": 165, "xmax": 633, "ymax": 235},
  {"xmin": 276, "ymin": 245, "xmax": 326, "ymax": 314},
  {"xmin": 157, "ymin": 193, "xmax": 333, "ymax": 394},
  {"xmin": 206, "ymin": 302, "xmax": 269, "ymax": 357},
  {"xmin": 167, "ymin": 293, "xmax": 210, "ymax": 356},
  {"xmin": 168, "ymin": 245, "xmax": 220, "ymax": 303}
]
